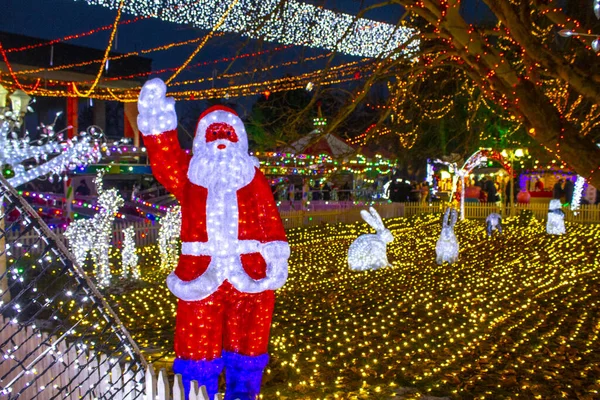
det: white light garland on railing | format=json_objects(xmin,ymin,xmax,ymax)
[
  {"xmin": 74, "ymin": 0, "xmax": 418, "ymax": 58},
  {"xmin": 157, "ymin": 205, "xmax": 181, "ymax": 272},
  {"xmin": 121, "ymin": 226, "xmax": 140, "ymax": 279},
  {"xmin": 64, "ymin": 171, "xmax": 125, "ymax": 288}
]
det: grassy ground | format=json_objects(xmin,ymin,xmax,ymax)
[{"xmin": 104, "ymin": 212, "xmax": 600, "ymax": 399}]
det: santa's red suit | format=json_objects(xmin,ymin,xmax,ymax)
[{"xmin": 137, "ymin": 78, "xmax": 289, "ymax": 400}]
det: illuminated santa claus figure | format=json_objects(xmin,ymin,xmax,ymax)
[{"xmin": 137, "ymin": 78, "xmax": 290, "ymax": 400}]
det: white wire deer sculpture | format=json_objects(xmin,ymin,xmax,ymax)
[{"xmin": 65, "ymin": 171, "xmax": 124, "ymax": 287}]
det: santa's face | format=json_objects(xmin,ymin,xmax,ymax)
[
  {"xmin": 205, "ymin": 122, "xmax": 239, "ymax": 150},
  {"xmin": 188, "ymin": 115, "xmax": 256, "ymax": 190}
]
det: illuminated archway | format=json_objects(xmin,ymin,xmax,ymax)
[{"xmin": 453, "ymin": 149, "xmax": 513, "ymax": 220}]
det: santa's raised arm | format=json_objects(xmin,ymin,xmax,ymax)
[{"xmin": 137, "ymin": 78, "xmax": 290, "ymax": 400}]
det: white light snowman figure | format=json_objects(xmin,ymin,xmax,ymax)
[{"xmin": 547, "ymin": 199, "xmax": 566, "ymax": 235}]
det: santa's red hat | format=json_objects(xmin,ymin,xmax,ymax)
[{"xmin": 194, "ymin": 105, "xmax": 248, "ymax": 153}]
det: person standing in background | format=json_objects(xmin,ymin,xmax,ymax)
[
  {"xmin": 534, "ymin": 177, "xmax": 544, "ymax": 191},
  {"xmin": 553, "ymin": 179, "xmax": 565, "ymax": 200},
  {"xmin": 564, "ymin": 178, "xmax": 574, "ymax": 205}
]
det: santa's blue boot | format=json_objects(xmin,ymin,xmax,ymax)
[
  {"xmin": 223, "ymin": 351, "xmax": 269, "ymax": 400},
  {"xmin": 173, "ymin": 357, "xmax": 224, "ymax": 400}
]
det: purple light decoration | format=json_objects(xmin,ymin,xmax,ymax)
[{"xmin": 519, "ymin": 173, "xmax": 527, "ymax": 191}]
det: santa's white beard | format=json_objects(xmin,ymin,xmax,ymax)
[{"xmin": 187, "ymin": 142, "xmax": 256, "ymax": 191}]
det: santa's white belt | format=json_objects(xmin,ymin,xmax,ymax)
[
  {"xmin": 181, "ymin": 240, "xmax": 262, "ymax": 257},
  {"xmin": 168, "ymin": 240, "xmax": 290, "ymax": 301}
]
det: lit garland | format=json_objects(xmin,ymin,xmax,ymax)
[
  {"xmin": 75, "ymin": 0, "xmax": 418, "ymax": 59},
  {"xmin": 17, "ymin": 189, "xmax": 127, "ymax": 219},
  {"xmin": 165, "ymin": 0, "xmax": 240, "ymax": 84},
  {"xmin": 2, "ymin": 61, "xmax": 367, "ymax": 102},
  {"xmin": 10, "ymin": 32, "xmax": 226, "ymax": 79},
  {"xmin": 167, "ymin": 52, "xmax": 340, "ymax": 89},
  {"xmin": 255, "ymin": 151, "xmax": 397, "ymax": 178},
  {"xmin": 64, "ymin": 171, "xmax": 125, "ymax": 288},
  {"xmin": 121, "ymin": 226, "xmax": 140, "ymax": 279},
  {"xmin": 4, "ymin": 16, "xmax": 150, "ymax": 54},
  {"xmin": 0, "ymin": 111, "xmax": 104, "ymax": 187},
  {"xmin": 132, "ymin": 196, "xmax": 169, "ymax": 212},
  {"xmin": 71, "ymin": 0, "xmax": 125, "ymax": 97},
  {"xmin": 157, "ymin": 205, "xmax": 181, "ymax": 272}
]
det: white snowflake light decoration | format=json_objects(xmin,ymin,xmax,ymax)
[
  {"xmin": 64, "ymin": 171, "xmax": 125, "ymax": 287},
  {"xmin": 158, "ymin": 205, "xmax": 182, "ymax": 271},
  {"xmin": 121, "ymin": 226, "xmax": 140, "ymax": 279}
]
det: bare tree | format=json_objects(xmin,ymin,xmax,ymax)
[{"xmin": 321, "ymin": 0, "xmax": 600, "ymax": 187}]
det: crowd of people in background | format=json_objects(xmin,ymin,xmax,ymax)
[
  {"xmin": 267, "ymin": 172, "xmax": 592, "ymax": 207},
  {"xmin": 386, "ymin": 179, "xmax": 430, "ymax": 203},
  {"xmin": 272, "ymin": 179, "xmax": 354, "ymax": 207}
]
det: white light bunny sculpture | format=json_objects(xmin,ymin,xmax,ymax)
[
  {"xmin": 486, "ymin": 213, "xmax": 502, "ymax": 237},
  {"xmin": 65, "ymin": 171, "xmax": 124, "ymax": 288},
  {"xmin": 436, "ymin": 207, "xmax": 459, "ymax": 265},
  {"xmin": 546, "ymin": 199, "xmax": 566, "ymax": 235},
  {"xmin": 348, "ymin": 207, "xmax": 394, "ymax": 270}
]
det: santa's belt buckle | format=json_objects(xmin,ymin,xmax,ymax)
[{"xmin": 182, "ymin": 240, "xmax": 262, "ymax": 256}]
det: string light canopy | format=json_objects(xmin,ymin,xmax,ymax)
[{"xmin": 72, "ymin": 0, "xmax": 418, "ymax": 59}]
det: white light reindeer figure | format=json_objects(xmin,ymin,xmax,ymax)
[
  {"xmin": 348, "ymin": 207, "xmax": 394, "ymax": 271},
  {"xmin": 436, "ymin": 208, "xmax": 459, "ymax": 265},
  {"xmin": 158, "ymin": 205, "xmax": 182, "ymax": 271},
  {"xmin": 65, "ymin": 171, "xmax": 124, "ymax": 287}
]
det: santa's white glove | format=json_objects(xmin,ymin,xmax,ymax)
[
  {"xmin": 137, "ymin": 78, "xmax": 177, "ymax": 136},
  {"xmin": 260, "ymin": 241, "xmax": 290, "ymax": 288}
]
